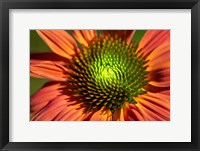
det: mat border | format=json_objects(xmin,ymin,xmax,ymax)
[{"xmin": 0, "ymin": 0, "xmax": 199, "ymax": 151}]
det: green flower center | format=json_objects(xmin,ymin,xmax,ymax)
[{"xmin": 68, "ymin": 36, "xmax": 149, "ymax": 113}]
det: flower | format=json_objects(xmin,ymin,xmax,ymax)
[{"xmin": 30, "ymin": 30, "xmax": 170, "ymax": 121}]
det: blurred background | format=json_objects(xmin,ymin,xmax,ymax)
[{"xmin": 30, "ymin": 30, "xmax": 146, "ymax": 96}]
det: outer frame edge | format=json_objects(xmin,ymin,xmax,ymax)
[{"xmin": 1, "ymin": 0, "xmax": 199, "ymax": 151}]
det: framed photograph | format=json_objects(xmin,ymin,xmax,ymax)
[{"xmin": 0, "ymin": 0, "xmax": 200, "ymax": 151}]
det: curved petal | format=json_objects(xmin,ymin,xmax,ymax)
[
  {"xmin": 31, "ymin": 81, "xmax": 68, "ymax": 116},
  {"xmin": 72, "ymin": 30, "xmax": 97, "ymax": 47},
  {"xmin": 147, "ymin": 68, "xmax": 170, "ymax": 88},
  {"xmin": 147, "ymin": 42, "xmax": 170, "ymax": 71},
  {"xmin": 89, "ymin": 107, "xmax": 112, "ymax": 121},
  {"xmin": 160, "ymin": 90, "xmax": 170, "ymax": 95},
  {"xmin": 127, "ymin": 30, "xmax": 136, "ymax": 44},
  {"xmin": 136, "ymin": 30, "xmax": 170, "ymax": 58},
  {"xmin": 31, "ymin": 81, "xmax": 90, "ymax": 121},
  {"xmin": 136, "ymin": 103, "xmax": 167, "ymax": 121},
  {"xmin": 144, "ymin": 84, "xmax": 170, "ymax": 94},
  {"xmin": 113, "ymin": 102, "xmax": 145, "ymax": 121},
  {"xmin": 31, "ymin": 52, "xmax": 67, "ymax": 65},
  {"xmin": 135, "ymin": 93, "xmax": 170, "ymax": 121},
  {"xmin": 103, "ymin": 30, "xmax": 135, "ymax": 44},
  {"xmin": 144, "ymin": 41, "xmax": 170, "ymax": 88},
  {"xmin": 36, "ymin": 30, "xmax": 78, "ymax": 59},
  {"xmin": 32, "ymin": 96, "xmax": 68, "ymax": 121},
  {"xmin": 113, "ymin": 107, "xmax": 125, "ymax": 121},
  {"xmin": 138, "ymin": 93, "xmax": 170, "ymax": 110},
  {"xmin": 128, "ymin": 103, "xmax": 145, "ymax": 121},
  {"xmin": 30, "ymin": 53, "xmax": 69, "ymax": 81},
  {"xmin": 148, "ymin": 81, "xmax": 170, "ymax": 87},
  {"xmin": 55, "ymin": 103, "xmax": 90, "ymax": 121}
]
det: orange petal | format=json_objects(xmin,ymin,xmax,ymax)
[
  {"xmin": 136, "ymin": 103, "xmax": 167, "ymax": 121},
  {"xmin": 147, "ymin": 68, "xmax": 170, "ymax": 82},
  {"xmin": 124, "ymin": 103, "xmax": 145, "ymax": 121},
  {"xmin": 137, "ymin": 30, "xmax": 170, "ymax": 58},
  {"xmin": 103, "ymin": 30, "xmax": 134, "ymax": 39},
  {"xmin": 81, "ymin": 30, "xmax": 96, "ymax": 41},
  {"xmin": 72, "ymin": 30, "xmax": 88, "ymax": 47},
  {"xmin": 30, "ymin": 72, "xmax": 44, "ymax": 79},
  {"xmin": 72, "ymin": 30, "xmax": 96, "ymax": 47},
  {"xmin": 160, "ymin": 90, "xmax": 170, "ymax": 95},
  {"xmin": 32, "ymin": 97, "xmax": 68, "ymax": 121},
  {"xmin": 31, "ymin": 82, "xmax": 67, "ymax": 115},
  {"xmin": 31, "ymin": 61, "xmax": 69, "ymax": 81},
  {"xmin": 137, "ymin": 98, "xmax": 169, "ymax": 119},
  {"xmin": 130, "ymin": 108, "xmax": 145, "ymax": 121},
  {"xmin": 55, "ymin": 103, "xmax": 89, "ymax": 121},
  {"xmin": 88, "ymin": 30, "xmax": 96, "ymax": 38},
  {"xmin": 127, "ymin": 30, "xmax": 136, "ymax": 44},
  {"xmin": 147, "ymin": 43, "xmax": 170, "ymax": 71},
  {"xmin": 147, "ymin": 42, "xmax": 169, "ymax": 61},
  {"xmin": 36, "ymin": 30, "xmax": 77, "ymax": 59},
  {"xmin": 144, "ymin": 83, "xmax": 170, "ymax": 94},
  {"xmin": 137, "ymin": 93, "xmax": 170, "ymax": 110},
  {"xmin": 30, "ymin": 53, "xmax": 69, "ymax": 81},
  {"xmin": 148, "ymin": 81, "xmax": 170, "ymax": 87},
  {"xmin": 113, "ymin": 108, "xmax": 125, "ymax": 121},
  {"xmin": 89, "ymin": 107, "xmax": 112, "ymax": 121},
  {"xmin": 147, "ymin": 67, "xmax": 170, "ymax": 88},
  {"xmin": 113, "ymin": 102, "xmax": 145, "ymax": 121},
  {"xmin": 128, "ymin": 104, "xmax": 145, "ymax": 121},
  {"xmin": 31, "ymin": 52, "xmax": 67, "ymax": 65},
  {"xmin": 149, "ymin": 60, "xmax": 170, "ymax": 72},
  {"xmin": 135, "ymin": 93, "xmax": 170, "ymax": 121}
]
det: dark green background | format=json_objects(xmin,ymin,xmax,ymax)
[{"xmin": 30, "ymin": 30, "xmax": 146, "ymax": 96}]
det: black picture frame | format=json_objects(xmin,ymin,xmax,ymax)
[{"xmin": 0, "ymin": 0, "xmax": 200, "ymax": 151}]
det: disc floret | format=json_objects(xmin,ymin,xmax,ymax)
[{"xmin": 68, "ymin": 35, "xmax": 149, "ymax": 113}]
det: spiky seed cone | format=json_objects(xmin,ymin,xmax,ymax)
[{"xmin": 68, "ymin": 35, "xmax": 149, "ymax": 113}]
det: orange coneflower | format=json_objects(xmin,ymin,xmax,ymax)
[{"xmin": 30, "ymin": 30, "xmax": 170, "ymax": 121}]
